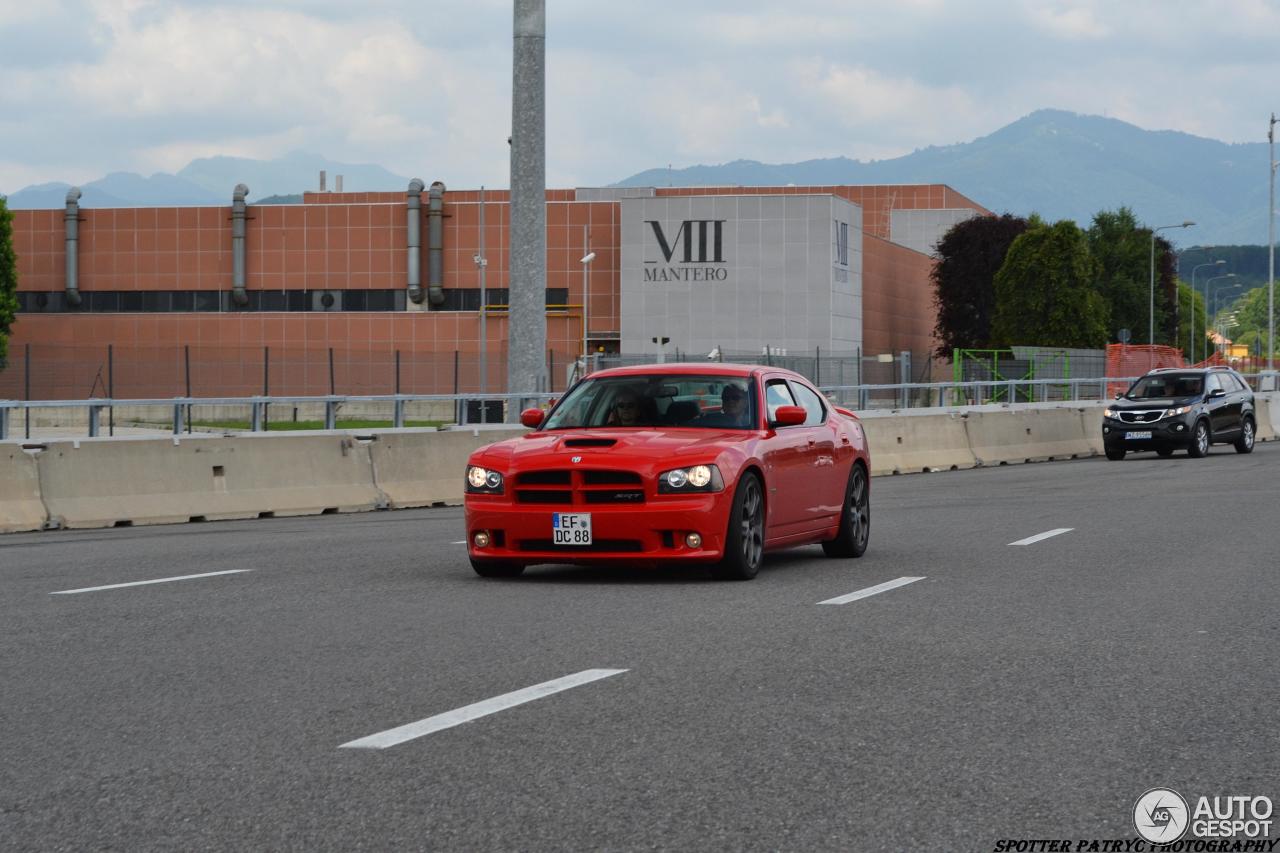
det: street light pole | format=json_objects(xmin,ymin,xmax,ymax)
[
  {"xmin": 1268, "ymin": 113, "xmax": 1276, "ymax": 368},
  {"xmin": 1150, "ymin": 221, "xmax": 1195, "ymax": 367},
  {"xmin": 1213, "ymin": 283, "xmax": 1242, "ymax": 356},
  {"xmin": 580, "ymin": 237, "xmax": 595, "ymax": 379},
  {"xmin": 475, "ymin": 186, "xmax": 489, "ymax": 397},
  {"xmin": 1189, "ymin": 259, "xmax": 1225, "ymax": 362},
  {"xmin": 1206, "ymin": 274, "xmax": 1238, "ymax": 358}
]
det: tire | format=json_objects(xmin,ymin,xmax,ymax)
[
  {"xmin": 1156, "ymin": 447, "xmax": 1175, "ymax": 458},
  {"xmin": 711, "ymin": 472, "xmax": 765, "ymax": 581},
  {"xmin": 822, "ymin": 463, "xmax": 870, "ymax": 559},
  {"xmin": 1188, "ymin": 420, "xmax": 1211, "ymax": 458},
  {"xmin": 1105, "ymin": 448, "xmax": 1126, "ymax": 461},
  {"xmin": 470, "ymin": 558, "xmax": 525, "ymax": 578},
  {"xmin": 1234, "ymin": 416, "xmax": 1255, "ymax": 454}
]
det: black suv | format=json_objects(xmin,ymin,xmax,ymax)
[{"xmin": 1102, "ymin": 367, "xmax": 1256, "ymax": 460}]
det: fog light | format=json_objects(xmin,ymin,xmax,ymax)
[
  {"xmin": 473, "ymin": 531, "xmax": 491, "ymax": 548},
  {"xmin": 1175, "ymin": 423, "xmax": 1185, "ymax": 431},
  {"xmin": 685, "ymin": 532, "xmax": 702, "ymax": 548}
]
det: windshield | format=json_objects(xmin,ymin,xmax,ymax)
[
  {"xmin": 543, "ymin": 375, "xmax": 758, "ymax": 430},
  {"xmin": 1126, "ymin": 373, "xmax": 1203, "ymax": 399}
]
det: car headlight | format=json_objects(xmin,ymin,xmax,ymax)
[
  {"xmin": 1103, "ymin": 408, "xmax": 1117, "ymax": 419},
  {"xmin": 1164, "ymin": 406, "xmax": 1192, "ymax": 418},
  {"xmin": 658, "ymin": 464, "xmax": 724, "ymax": 493},
  {"xmin": 466, "ymin": 465, "xmax": 504, "ymax": 494}
]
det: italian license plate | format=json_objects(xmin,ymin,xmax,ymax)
[
  {"xmin": 552, "ymin": 512, "xmax": 593, "ymax": 546},
  {"xmin": 1126, "ymin": 431, "xmax": 1152, "ymax": 440}
]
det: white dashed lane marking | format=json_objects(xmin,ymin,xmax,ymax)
[
  {"xmin": 50, "ymin": 570, "xmax": 253, "ymax": 595},
  {"xmin": 1009, "ymin": 528, "xmax": 1074, "ymax": 546},
  {"xmin": 339, "ymin": 669, "xmax": 629, "ymax": 750},
  {"xmin": 817, "ymin": 576, "xmax": 925, "ymax": 605}
]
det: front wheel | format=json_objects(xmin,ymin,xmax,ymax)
[
  {"xmin": 470, "ymin": 558, "xmax": 525, "ymax": 578},
  {"xmin": 1234, "ymin": 417, "xmax": 1255, "ymax": 454},
  {"xmin": 1105, "ymin": 448, "xmax": 1125, "ymax": 461},
  {"xmin": 711, "ymin": 473, "xmax": 764, "ymax": 581},
  {"xmin": 1188, "ymin": 420, "xmax": 1211, "ymax": 458},
  {"xmin": 822, "ymin": 464, "xmax": 870, "ymax": 559}
]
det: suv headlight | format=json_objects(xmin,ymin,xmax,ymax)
[
  {"xmin": 466, "ymin": 465, "xmax": 504, "ymax": 494},
  {"xmin": 658, "ymin": 464, "xmax": 724, "ymax": 493},
  {"xmin": 1103, "ymin": 407, "xmax": 1117, "ymax": 419},
  {"xmin": 1164, "ymin": 405, "xmax": 1192, "ymax": 418}
]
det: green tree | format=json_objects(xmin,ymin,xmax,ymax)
[
  {"xmin": 0, "ymin": 196, "xmax": 18, "ymax": 366},
  {"xmin": 1224, "ymin": 286, "xmax": 1280, "ymax": 355},
  {"xmin": 930, "ymin": 213, "xmax": 1030, "ymax": 359},
  {"xmin": 1087, "ymin": 207, "xmax": 1149, "ymax": 342},
  {"xmin": 990, "ymin": 219, "xmax": 1109, "ymax": 348}
]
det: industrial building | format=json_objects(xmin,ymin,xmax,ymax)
[{"xmin": 4, "ymin": 183, "xmax": 988, "ymax": 399}]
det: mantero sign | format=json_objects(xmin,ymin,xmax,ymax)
[{"xmin": 643, "ymin": 220, "xmax": 728, "ymax": 282}]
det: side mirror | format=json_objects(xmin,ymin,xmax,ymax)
[
  {"xmin": 1209, "ymin": 388, "xmax": 1226, "ymax": 399},
  {"xmin": 519, "ymin": 408, "xmax": 545, "ymax": 428},
  {"xmin": 771, "ymin": 405, "xmax": 807, "ymax": 427},
  {"xmin": 1114, "ymin": 393, "xmax": 1123, "ymax": 400}
]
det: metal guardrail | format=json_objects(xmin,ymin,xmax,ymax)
[{"xmin": 2, "ymin": 374, "xmax": 1269, "ymax": 441}]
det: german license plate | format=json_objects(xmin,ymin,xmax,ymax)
[
  {"xmin": 552, "ymin": 512, "xmax": 593, "ymax": 546},
  {"xmin": 1126, "ymin": 431, "xmax": 1152, "ymax": 440}
]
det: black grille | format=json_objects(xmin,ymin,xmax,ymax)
[
  {"xmin": 517, "ymin": 470, "xmax": 572, "ymax": 485},
  {"xmin": 581, "ymin": 470, "xmax": 642, "ymax": 485},
  {"xmin": 1119, "ymin": 411, "xmax": 1162, "ymax": 424},
  {"xmin": 516, "ymin": 539, "xmax": 644, "ymax": 553},
  {"xmin": 516, "ymin": 490, "xmax": 573, "ymax": 504}
]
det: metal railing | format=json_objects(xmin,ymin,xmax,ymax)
[{"xmin": 2, "ymin": 374, "xmax": 1270, "ymax": 441}]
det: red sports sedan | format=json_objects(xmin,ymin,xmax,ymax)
[{"xmin": 463, "ymin": 364, "xmax": 871, "ymax": 580}]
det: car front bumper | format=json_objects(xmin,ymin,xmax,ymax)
[
  {"xmin": 1102, "ymin": 415, "xmax": 1195, "ymax": 450},
  {"xmin": 465, "ymin": 493, "xmax": 734, "ymax": 566}
]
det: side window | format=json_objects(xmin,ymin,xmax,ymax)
[
  {"xmin": 1205, "ymin": 374, "xmax": 1222, "ymax": 394},
  {"xmin": 789, "ymin": 381, "xmax": 827, "ymax": 426},
  {"xmin": 1225, "ymin": 373, "xmax": 1246, "ymax": 392},
  {"xmin": 764, "ymin": 379, "xmax": 796, "ymax": 421}
]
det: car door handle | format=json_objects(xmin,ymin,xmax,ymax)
[{"xmin": 807, "ymin": 439, "xmax": 817, "ymax": 447}]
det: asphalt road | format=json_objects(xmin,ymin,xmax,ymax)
[{"xmin": 2, "ymin": 443, "xmax": 1278, "ymax": 852}]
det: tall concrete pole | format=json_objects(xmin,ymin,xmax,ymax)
[
  {"xmin": 1268, "ymin": 113, "xmax": 1275, "ymax": 369},
  {"xmin": 508, "ymin": 0, "xmax": 547, "ymax": 411}
]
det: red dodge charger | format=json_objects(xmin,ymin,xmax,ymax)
[{"xmin": 463, "ymin": 363, "xmax": 871, "ymax": 580}]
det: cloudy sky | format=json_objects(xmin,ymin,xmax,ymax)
[{"xmin": 2, "ymin": 0, "xmax": 1278, "ymax": 193}]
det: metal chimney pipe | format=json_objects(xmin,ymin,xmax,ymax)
[
  {"xmin": 508, "ymin": 0, "xmax": 548, "ymax": 401},
  {"xmin": 426, "ymin": 181, "xmax": 446, "ymax": 306},
  {"xmin": 64, "ymin": 187, "xmax": 82, "ymax": 307},
  {"xmin": 231, "ymin": 184, "xmax": 250, "ymax": 307},
  {"xmin": 406, "ymin": 178, "xmax": 425, "ymax": 304}
]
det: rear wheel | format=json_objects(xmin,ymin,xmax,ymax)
[
  {"xmin": 822, "ymin": 464, "xmax": 869, "ymax": 559},
  {"xmin": 711, "ymin": 473, "xmax": 764, "ymax": 581},
  {"xmin": 1234, "ymin": 417, "xmax": 1255, "ymax": 454},
  {"xmin": 470, "ymin": 558, "xmax": 525, "ymax": 578},
  {"xmin": 1188, "ymin": 420, "xmax": 1211, "ymax": 458},
  {"xmin": 1105, "ymin": 448, "xmax": 1125, "ymax": 461}
]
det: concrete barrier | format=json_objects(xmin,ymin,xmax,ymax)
[
  {"xmin": 1253, "ymin": 393, "xmax": 1278, "ymax": 442},
  {"xmin": 0, "ymin": 446, "xmax": 47, "ymax": 533},
  {"xmin": 370, "ymin": 427, "xmax": 527, "ymax": 507},
  {"xmin": 37, "ymin": 433, "xmax": 386, "ymax": 529},
  {"xmin": 966, "ymin": 406, "xmax": 1096, "ymax": 466},
  {"xmin": 858, "ymin": 412, "xmax": 976, "ymax": 475}
]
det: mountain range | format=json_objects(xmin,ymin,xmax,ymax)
[
  {"xmin": 2, "ymin": 110, "xmax": 1273, "ymax": 246},
  {"xmin": 2, "ymin": 152, "xmax": 410, "ymax": 209},
  {"xmin": 617, "ymin": 109, "xmax": 1273, "ymax": 247}
]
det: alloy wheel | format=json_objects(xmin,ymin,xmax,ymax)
[
  {"xmin": 848, "ymin": 468, "xmax": 869, "ymax": 552},
  {"xmin": 740, "ymin": 478, "xmax": 764, "ymax": 569}
]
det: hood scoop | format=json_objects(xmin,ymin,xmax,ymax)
[{"xmin": 563, "ymin": 438, "xmax": 617, "ymax": 448}]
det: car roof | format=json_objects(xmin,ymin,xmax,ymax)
[
  {"xmin": 1147, "ymin": 366, "xmax": 1233, "ymax": 374},
  {"xmin": 587, "ymin": 362, "xmax": 808, "ymax": 381}
]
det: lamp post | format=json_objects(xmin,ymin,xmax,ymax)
[
  {"xmin": 1269, "ymin": 113, "xmax": 1276, "ymax": 368},
  {"xmin": 473, "ymin": 186, "xmax": 489, "ymax": 397},
  {"xmin": 1206, "ymin": 274, "xmax": 1238, "ymax": 358},
  {"xmin": 1150, "ymin": 221, "xmax": 1195, "ymax": 366},
  {"xmin": 1189, "ymin": 259, "xmax": 1225, "ymax": 362},
  {"xmin": 1213, "ymin": 283, "xmax": 1242, "ymax": 356},
  {"xmin": 580, "ymin": 238, "xmax": 596, "ymax": 378}
]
